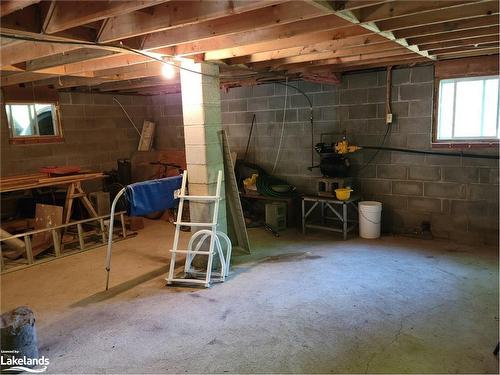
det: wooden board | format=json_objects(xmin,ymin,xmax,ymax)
[
  {"xmin": 0, "ymin": 172, "xmax": 104, "ymax": 193},
  {"xmin": 221, "ymin": 129, "xmax": 250, "ymax": 254},
  {"xmin": 32, "ymin": 204, "xmax": 63, "ymax": 257},
  {"xmin": 138, "ymin": 120, "xmax": 155, "ymax": 151}
]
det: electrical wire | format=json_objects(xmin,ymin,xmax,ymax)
[
  {"xmin": 270, "ymin": 80, "xmax": 315, "ymax": 170},
  {"xmin": 112, "ymin": 97, "xmax": 141, "ymax": 136},
  {"xmin": 271, "ymin": 77, "xmax": 288, "ymax": 175},
  {"xmin": 0, "ymin": 32, "xmax": 277, "ymax": 80}
]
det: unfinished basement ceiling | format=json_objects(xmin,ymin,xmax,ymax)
[{"xmin": 0, "ymin": 0, "xmax": 499, "ymax": 94}]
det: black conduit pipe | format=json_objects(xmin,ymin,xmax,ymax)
[{"xmin": 360, "ymin": 145, "xmax": 500, "ymax": 160}]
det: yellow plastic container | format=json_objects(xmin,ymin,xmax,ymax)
[{"xmin": 335, "ymin": 188, "xmax": 353, "ymax": 201}]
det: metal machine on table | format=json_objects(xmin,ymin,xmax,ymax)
[{"xmin": 311, "ymin": 135, "xmax": 361, "ymax": 198}]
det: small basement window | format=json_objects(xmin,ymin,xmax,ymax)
[
  {"xmin": 5, "ymin": 102, "xmax": 62, "ymax": 144},
  {"xmin": 436, "ymin": 75, "xmax": 499, "ymax": 142}
]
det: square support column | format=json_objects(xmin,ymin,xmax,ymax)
[{"xmin": 180, "ymin": 61, "xmax": 227, "ymax": 234}]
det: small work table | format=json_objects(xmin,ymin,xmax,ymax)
[
  {"xmin": 240, "ymin": 193, "xmax": 299, "ymax": 227},
  {"xmin": 302, "ymin": 195, "xmax": 360, "ymax": 240}
]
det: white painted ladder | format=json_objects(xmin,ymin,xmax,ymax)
[{"xmin": 167, "ymin": 170, "xmax": 232, "ymax": 287}]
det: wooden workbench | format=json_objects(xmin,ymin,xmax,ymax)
[{"xmin": 0, "ymin": 172, "xmax": 105, "ymax": 224}]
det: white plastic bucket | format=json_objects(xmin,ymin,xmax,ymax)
[{"xmin": 358, "ymin": 201, "xmax": 382, "ymax": 239}]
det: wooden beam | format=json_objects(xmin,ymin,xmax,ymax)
[
  {"xmin": 279, "ymin": 48, "xmax": 416, "ymax": 72},
  {"xmin": 98, "ymin": 0, "xmax": 285, "ymax": 43},
  {"xmin": 35, "ymin": 50, "xmax": 173, "ymax": 76},
  {"xmin": 305, "ymin": 0, "xmax": 388, "ymax": 12},
  {"xmin": 394, "ymin": 14, "xmax": 499, "ymax": 39},
  {"xmin": 1, "ymin": 65, "xmax": 25, "ymax": 72},
  {"xmin": 1, "ymin": 71, "xmax": 92, "ymax": 86},
  {"xmin": 0, "ymin": 53, "xmax": 159, "ymax": 86},
  {"xmin": 95, "ymin": 77, "xmax": 169, "ymax": 92},
  {"xmin": 0, "ymin": 0, "xmax": 40, "ymax": 17},
  {"xmin": 228, "ymin": 38, "xmax": 395, "ymax": 65},
  {"xmin": 25, "ymin": 48, "xmax": 117, "ymax": 72},
  {"xmin": 204, "ymin": 24, "xmax": 374, "ymax": 60},
  {"xmin": 43, "ymin": 0, "xmax": 170, "ymax": 34},
  {"xmin": 293, "ymin": 55, "xmax": 429, "ymax": 73},
  {"xmin": 0, "ymin": 41, "xmax": 81, "ymax": 66},
  {"xmin": 408, "ymin": 25, "xmax": 499, "ymax": 45},
  {"xmin": 1, "ymin": 5, "xmax": 99, "ymax": 41},
  {"xmin": 316, "ymin": 2, "xmax": 435, "ymax": 60},
  {"xmin": 248, "ymin": 42, "xmax": 403, "ymax": 69},
  {"xmin": 33, "ymin": 76, "xmax": 112, "ymax": 89},
  {"xmin": 436, "ymin": 48, "xmax": 499, "ymax": 59},
  {"xmin": 142, "ymin": 2, "xmax": 327, "ymax": 50},
  {"xmin": 40, "ymin": 0, "xmax": 56, "ymax": 33},
  {"xmin": 431, "ymin": 44, "xmax": 499, "ymax": 56},
  {"xmin": 351, "ymin": 1, "xmax": 476, "ymax": 23},
  {"xmin": 419, "ymin": 35, "xmax": 499, "ymax": 51},
  {"xmin": 93, "ymin": 61, "xmax": 167, "ymax": 81},
  {"xmin": 376, "ymin": 1, "xmax": 499, "ymax": 31},
  {"xmin": 170, "ymin": 14, "xmax": 353, "ymax": 56},
  {"xmin": 131, "ymin": 83, "xmax": 181, "ymax": 95}
]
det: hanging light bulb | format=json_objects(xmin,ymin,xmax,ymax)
[{"xmin": 161, "ymin": 61, "xmax": 176, "ymax": 79}]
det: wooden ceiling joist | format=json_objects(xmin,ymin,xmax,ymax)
[
  {"xmin": 0, "ymin": 0, "xmax": 40, "ymax": 17},
  {"xmin": 170, "ymin": 14, "xmax": 354, "ymax": 56},
  {"xmin": 350, "ymin": 0, "xmax": 476, "ymax": 23},
  {"xmin": 247, "ymin": 42, "xmax": 404, "ymax": 70},
  {"xmin": 393, "ymin": 14, "xmax": 499, "ymax": 39},
  {"xmin": 376, "ymin": 1, "xmax": 499, "ymax": 31},
  {"xmin": 418, "ymin": 35, "xmax": 499, "ymax": 52},
  {"xmin": 97, "ymin": 0, "xmax": 285, "ymax": 43},
  {"xmin": 280, "ymin": 47, "xmax": 416, "ymax": 72},
  {"xmin": 42, "ymin": 0, "xmax": 170, "ymax": 35},
  {"xmin": 407, "ymin": 26, "xmax": 499, "ymax": 45},
  {"xmin": 0, "ymin": 0, "xmax": 498, "ymax": 93},
  {"xmin": 142, "ymin": 1, "xmax": 328, "ymax": 51},
  {"xmin": 0, "ymin": 41, "xmax": 80, "ymax": 66},
  {"xmin": 204, "ymin": 25, "xmax": 375, "ymax": 60},
  {"xmin": 310, "ymin": 0, "xmax": 436, "ymax": 60}
]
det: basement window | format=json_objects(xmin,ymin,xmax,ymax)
[
  {"xmin": 435, "ymin": 75, "xmax": 499, "ymax": 144},
  {"xmin": 5, "ymin": 102, "xmax": 63, "ymax": 144}
]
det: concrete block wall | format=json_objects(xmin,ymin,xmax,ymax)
[
  {"xmin": 150, "ymin": 92, "xmax": 185, "ymax": 151},
  {"xmin": 1, "ymin": 92, "xmax": 154, "ymax": 176},
  {"xmin": 220, "ymin": 66, "xmax": 499, "ymax": 245}
]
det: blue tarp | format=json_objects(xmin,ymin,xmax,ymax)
[{"xmin": 125, "ymin": 175, "xmax": 183, "ymax": 217}]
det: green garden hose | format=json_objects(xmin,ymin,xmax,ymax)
[{"xmin": 256, "ymin": 174, "xmax": 297, "ymax": 198}]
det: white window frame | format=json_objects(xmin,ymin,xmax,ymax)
[{"xmin": 436, "ymin": 75, "xmax": 500, "ymax": 142}]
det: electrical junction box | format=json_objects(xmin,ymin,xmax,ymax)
[{"xmin": 386, "ymin": 113, "xmax": 393, "ymax": 124}]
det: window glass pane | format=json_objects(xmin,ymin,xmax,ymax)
[
  {"xmin": 454, "ymin": 79, "xmax": 483, "ymax": 138},
  {"xmin": 9, "ymin": 104, "xmax": 35, "ymax": 136},
  {"xmin": 5, "ymin": 103, "xmax": 58, "ymax": 138},
  {"xmin": 483, "ymin": 79, "xmax": 499, "ymax": 138},
  {"xmin": 438, "ymin": 81, "xmax": 454, "ymax": 140},
  {"xmin": 35, "ymin": 104, "xmax": 56, "ymax": 136}
]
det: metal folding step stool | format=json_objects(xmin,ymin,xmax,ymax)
[{"xmin": 167, "ymin": 170, "xmax": 232, "ymax": 288}]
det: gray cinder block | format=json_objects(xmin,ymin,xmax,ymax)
[{"xmin": 392, "ymin": 181, "xmax": 423, "ymax": 196}]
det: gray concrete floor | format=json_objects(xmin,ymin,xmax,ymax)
[{"xmin": 1, "ymin": 219, "xmax": 498, "ymax": 374}]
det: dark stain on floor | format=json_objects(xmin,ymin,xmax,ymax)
[{"xmin": 265, "ymin": 252, "xmax": 323, "ymax": 263}]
